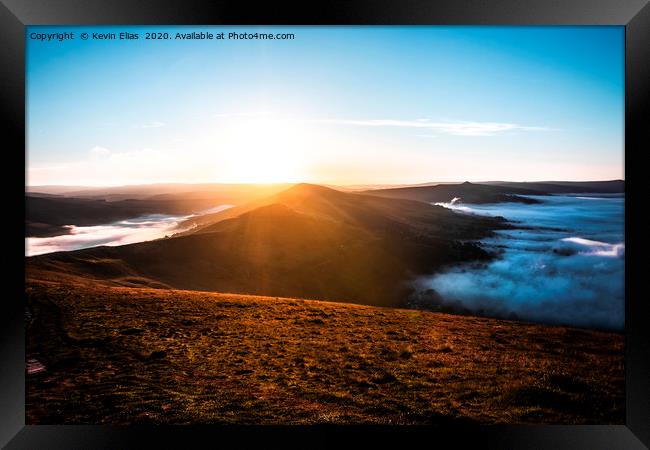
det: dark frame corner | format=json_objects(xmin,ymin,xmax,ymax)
[{"xmin": 2, "ymin": 0, "xmax": 649, "ymax": 448}]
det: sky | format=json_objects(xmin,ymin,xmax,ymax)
[{"xmin": 26, "ymin": 26, "xmax": 624, "ymax": 186}]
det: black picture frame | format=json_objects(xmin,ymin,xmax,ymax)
[{"xmin": 3, "ymin": 0, "xmax": 649, "ymax": 448}]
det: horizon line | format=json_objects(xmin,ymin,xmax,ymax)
[{"xmin": 25, "ymin": 178, "xmax": 626, "ymax": 189}]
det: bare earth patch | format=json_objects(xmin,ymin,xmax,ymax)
[{"xmin": 25, "ymin": 281, "xmax": 624, "ymax": 424}]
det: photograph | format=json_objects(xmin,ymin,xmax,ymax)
[{"xmin": 24, "ymin": 25, "xmax": 626, "ymax": 426}]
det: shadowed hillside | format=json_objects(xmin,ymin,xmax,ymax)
[
  {"xmin": 26, "ymin": 184, "xmax": 290, "ymax": 237},
  {"xmin": 361, "ymin": 181, "xmax": 542, "ymax": 204},
  {"xmin": 26, "ymin": 195, "xmax": 216, "ymax": 237},
  {"xmin": 361, "ymin": 180, "xmax": 624, "ymax": 205},
  {"xmin": 482, "ymin": 180, "xmax": 624, "ymax": 194},
  {"xmin": 27, "ymin": 184, "xmax": 508, "ymax": 308}
]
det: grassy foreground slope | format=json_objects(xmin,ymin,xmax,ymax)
[{"xmin": 26, "ymin": 280, "xmax": 624, "ymax": 425}]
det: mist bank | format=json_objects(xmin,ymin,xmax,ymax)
[
  {"xmin": 26, "ymin": 205, "xmax": 234, "ymax": 256},
  {"xmin": 411, "ymin": 194, "xmax": 625, "ymax": 330},
  {"xmin": 26, "ymin": 184, "xmax": 290, "ymax": 237},
  {"xmin": 26, "ymin": 195, "xmax": 220, "ymax": 237}
]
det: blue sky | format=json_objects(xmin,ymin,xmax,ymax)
[{"xmin": 27, "ymin": 26, "xmax": 624, "ymax": 185}]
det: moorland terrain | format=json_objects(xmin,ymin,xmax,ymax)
[
  {"xmin": 25, "ymin": 280, "xmax": 624, "ymax": 424},
  {"xmin": 25, "ymin": 179, "xmax": 625, "ymax": 424}
]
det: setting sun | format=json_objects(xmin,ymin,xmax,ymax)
[{"xmin": 216, "ymin": 116, "xmax": 307, "ymax": 183}]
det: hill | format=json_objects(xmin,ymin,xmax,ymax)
[
  {"xmin": 26, "ymin": 195, "xmax": 217, "ymax": 237},
  {"xmin": 26, "ymin": 184, "xmax": 289, "ymax": 237},
  {"xmin": 27, "ymin": 183, "xmax": 291, "ymax": 201},
  {"xmin": 361, "ymin": 181, "xmax": 542, "ymax": 204},
  {"xmin": 180, "ymin": 183, "xmax": 504, "ymax": 236},
  {"xmin": 27, "ymin": 184, "xmax": 507, "ymax": 308},
  {"xmin": 481, "ymin": 180, "xmax": 625, "ymax": 194},
  {"xmin": 25, "ymin": 281, "xmax": 624, "ymax": 424}
]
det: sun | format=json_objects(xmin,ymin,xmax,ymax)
[{"xmin": 216, "ymin": 116, "xmax": 307, "ymax": 184}]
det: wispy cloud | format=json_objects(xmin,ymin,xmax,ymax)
[
  {"xmin": 213, "ymin": 112, "xmax": 271, "ymax": 119},
  {"xmin": 208, "ymin": 112, "xmax": 552, "ymax": 137},
  {"xmin": 317, "ymin": 118, "xmax": 552, "ymax": 136},
  {"xmin": 89, "ymin": 145, "xmax": 111, "ymax": 158},
  {"xmin": 139, "ymin": 120, "xmax": 165, "ymax": 128}
]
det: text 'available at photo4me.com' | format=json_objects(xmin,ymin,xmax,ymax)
[{"xmin": 29, "ymin": 30, "xmax": 296, "ymax": 42}]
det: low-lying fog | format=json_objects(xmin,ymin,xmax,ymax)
[
  {"xmin": 27, "ymin": 193, "xmax": 625, "ymax": 330},
  {"xmin": 414, "ymin": 194, "xmax": 624, "ymax": 330},
  {"xmin": 26, "ymin": 205, "xmax": 233, "ymax": 256}
]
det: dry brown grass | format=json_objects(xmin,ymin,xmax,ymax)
[{"xmin": 26, "ymin": 280, "xmax": 624, "ymax": 425}]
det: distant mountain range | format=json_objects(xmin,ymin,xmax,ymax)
[
  {"xmin": 361, "ymin": 180, "xmax": 624, "ymax": 203},
  {"xmin": 361, "ymin": 181, "xmax": 542, "ymax": 204},
  {"xmin": 480, "ymin": 180, "xmax": 624, "ymax": 194},
  {"xmin": 26, "ymin": 183, "xmax": 293, "ymax": 201},
  {"xmin": 27, "ymin": 179, "xmax": 625, "ymax": 197},
  {"xmin": 25, "ymin": 184, "xmax": 289, "ymax": 237},
  {"xmin": 26, "ymin": 180, "xmax": 624, "ymax": 238}
]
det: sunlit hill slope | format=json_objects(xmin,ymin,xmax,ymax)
[{"xmin": 27, "ymin": 183, "xmax": 508, "ymax": 308}]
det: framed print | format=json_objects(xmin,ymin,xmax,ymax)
[{"xmin": 2, "ymin": 0, "xmax": 649, "ymax": 448}]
